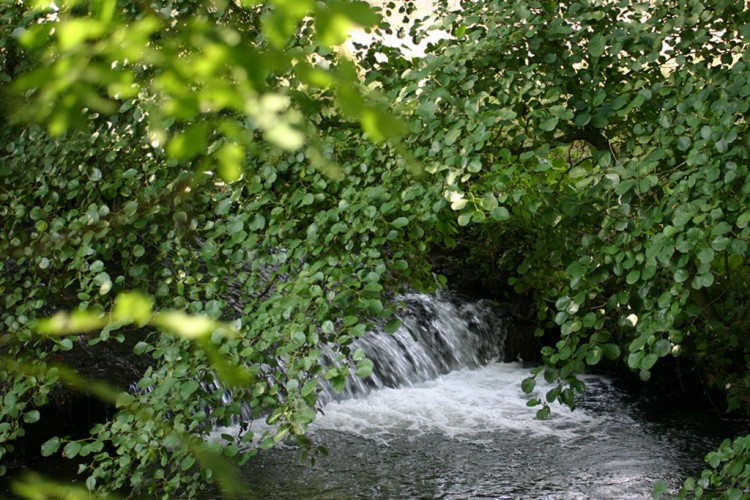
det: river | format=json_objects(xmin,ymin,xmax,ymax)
[{"xmin": 212, "ymin": 293, "xmax": 742, "ymax": 499}]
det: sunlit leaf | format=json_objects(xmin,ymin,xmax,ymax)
[
  {"xmin": 316, "ymin": 1, "xmax": 380, "ymax": 46},
  {"xmin": 37, "ymin": 310, "xmax": 108, "ymax": 336},
  {"xmin": 152, "ymin": 311, "xmax": 227, "ymax": 340},
  {"xmin": 216, "ymin": 143, "xmax": 245, "ymax": 183},
  {"xmin": 361, "ymin": 107, "xmax": 405, "ymax": 143},
  {"xmin": 112, "ymin": 292, "xmax": 153, "ymax": 326},
  {"xmin": 167, "ymin": 123, "xmax": 209, "ymax": 161}
]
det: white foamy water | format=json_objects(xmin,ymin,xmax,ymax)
[
  {"xmin": 317, "ymin": 292, "xmax": 507, "ymax": 404},
  {"xmin": 311, "ymin": 363, "xmax": 599, "ymax": 443},
  {"xmin": 226, "ymin": 361, "xmax": 728, "ymax": 500}
]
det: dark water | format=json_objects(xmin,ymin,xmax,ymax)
[{"xmin": 225, "ymin": 362, "xmax": 740, "ymax": 499}]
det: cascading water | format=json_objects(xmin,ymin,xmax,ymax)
[
  {"xmin": 209, "ymin": 292, "xmax": 741, "ymax": 499},
  {"xmin": 317, "ymin": 292, "xmax": 508, "ymax": 404}
]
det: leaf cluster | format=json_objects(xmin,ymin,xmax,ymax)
[
  {"xmin": 6, "ymin": 0, "xmax": 750, "ymax": 496},
  {"xmin": 376, "ymin": 0, "xmax": 750, "ymax": 492},
  {"xmin": 383, "ymin": 0, "xmax": 750, "ymax": 414},
  {"xmin": 0, "ymin": 0, "xmax": 451, "ymax": 496}
]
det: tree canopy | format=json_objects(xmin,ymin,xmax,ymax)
[{"xmin": 3, "ymin": 0, "xmax": 750, "ymax": 497}]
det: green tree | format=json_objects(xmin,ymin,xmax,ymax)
[
  {"xmin": 6, "ymin": 0, "xmax": 750, "ymax": 497},
  {"xmin": 1, "ymin": 0, "xmax": 447, "ymax": 496},
  {"xmin": 375, "ymin": 0, "xmax": 750, "ymax": 495}
]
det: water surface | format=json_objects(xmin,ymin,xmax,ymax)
[{"xmin": 234, "ymin": 362, "xmax": 734, "ymax": 499}]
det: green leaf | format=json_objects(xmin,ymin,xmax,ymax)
[
  {"xmin": 260, "ymin": 436, "xmax": 275, "ymax": 449},
  {"xmin": 451, "ymin": 198, "xmax": 468, "ymax": 211},
  {"xmin": 565, "ymin": 261, "xmax": 587, "ymax": 280},
  {"xmin": 316, "ymin": 1, "xmax": 380, "ymax": 46},
  {"xmin": 180, "ymin": 380, "xmax": 200, "ymax": 399},
  {"xmin": 601, "ymin": 343, "xmax": 621, "ymax": 360},
  {"xmin": 472, "ymin": 211, "xmax": 486, "ymax": 223},
  {"xmin": 712, "ymin": 236, "xmax": 731, "ymax": 251},
  {"xmin": 651, "ymin": 480, "xmax": 669, "ymax": 499},
  {"xmin": 391, "ymin": 217, "xmax": 409, "ymax": 228},
  {"xmin": 115, "ymin": 392, "xmax": 135, "ymax": 408},
  {"xmin": 180, "ymin": 455, "xmax": 195, "ymax": 471},
  {"xmin": 641, "ymin": 263, "xmax": 657, "ymax": 281},
  {"xmin": 726, "ymin": 488, "xmax": 743, "ymax": 500},
  {"xmin": 653, "ymin": 339, "xmax": 672, "ymax": 357},
  {"xmin": 521, "ymin": 376, "xmax": 536, "ymax": 394},
  {"xmin": 691, "ymin": 272, "xmax": 714, "ymax": 289},
  {"xmin": 41, "ymin": 437, "xmax": 61, "ymax": 457},
  {"xmin": 113, "ymin": 292, "xmax": 153, "ymax": 325},
  {"xmin": 490, "ymin": 206, "xmax": 510, "ymax": 221},
  {"xmin": 63, "ymin": 441, "xmax": 82, "ymax": 459},
  {"xmin": 601, "ymin": 173, "xmax": 620, "ymax": 189},
  {"xmin": 167, "ymin": 123, "xmax": 208, "ymax": 160},
  {"xmin": 23, "ymin": 410, "xmax": 40, "ymax": 423},
  {"xmin": 640, "ymin": 353, "xmax": 659, "ymax": 371},
  {"xmin": 625, "ymin": 270, "xmax": 640, "ymax": 284},
  {"xmin": 536, "ymin": 406, "xmax": 551, "ymax": 420},
  {"xmin": 217, "ymin": 143, "xmax": 245, "ymax": 183},
  {"xmin": 226, "ymin": 219, "xmax": 244, "ymax": 235},
  {"xmin": 480, "ymin": 194, "xmax": 498, "ymax": 211},
  {"xmin": 737, "ymin": 211, "xmax": 750, "ymax": 228},
  {"xmin": 574, "ymin": 112, "xmax": 591, "ymax": 126},
  {"xmin": 586, "ymin": 346, "xmax": 603, "ymax": 365},
  {"xmin": 384, "ymin": 318, "xmax": 401, "ymax": 334},
  {"xmin": 37, "ymin": 310, "xmax": 107, "ymax": 335},
  {"xmin": 628, "ymin": 351, "xmax": 643, "ymax": 369},
  {"xmin": 630, "ymin": 334, "xmax": 649, "ymax": 352},
  {"xmin": 133, "ymin": 341, "xmax": 151, "ymax": 355},
  {"xmin": 674, "ymin": 269, "xmax": 689, "ymax": 283},
  {"xmin": 444, "ymin": 128, "xmax": 461, "ymax": 146},
  {"xmin": 361, "ymin": 107, "xmax": 405, "ymax": 142},
  {"xmin": 152, "ymin": 311, "xmax": 230, "ymax": 340},
  {"xmin": 301, "ymin": 380, "xmax": 318, "ymax": 397},
  {"xmin": 588, "ymin": 34, "xmax": 605, "ymax": 58},
  {"xmin": 355, "ymin": 358, "xmax": 374, "ymax": 378},
  {"xmin": 615, "ymin": 179, "xmax": 636, "ymax": 196},
  {"xmin": 539, "ymin": 117, "xmax": 559, "ymax": 132},
  {"xmin": 331, "ymin": 375, "xmax": 347, "ymax": 393},
  {"xmin": 697, "ymin": 247, "xmax": 715, "ymax": 264},
  {"xmin": 545, "ymin": 386, "xmax": 560, "ymax": 403},
  {"xmin": 292, "ymin": 331, "xmax": 307, "ymax": 345},
  {"xmin": 57, "ymin": 19, "xmax": 107, "ymax": 50}
]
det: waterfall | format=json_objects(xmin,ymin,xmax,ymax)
[{"xmin": 318, "ymin": 292, "xmax": 509, "ymax": 405}]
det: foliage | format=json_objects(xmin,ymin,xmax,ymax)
[
  {"xmin": 364, "ymin": 0, "xmax": 750, "ymax": 494},
  {"xmin": 5, "ymin": 0, "xmax": 750, "ymax": 497},
  {"xmin": 380, "ymin": 0, "xmax": 750, "ymax": 409},
  {"xmin": 678, "ymin": 434, "xmax": 750, "ymax": 498},
  {"xmin": 0, "ymin": 0, "xmax": 450, "ymax": 496}
]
